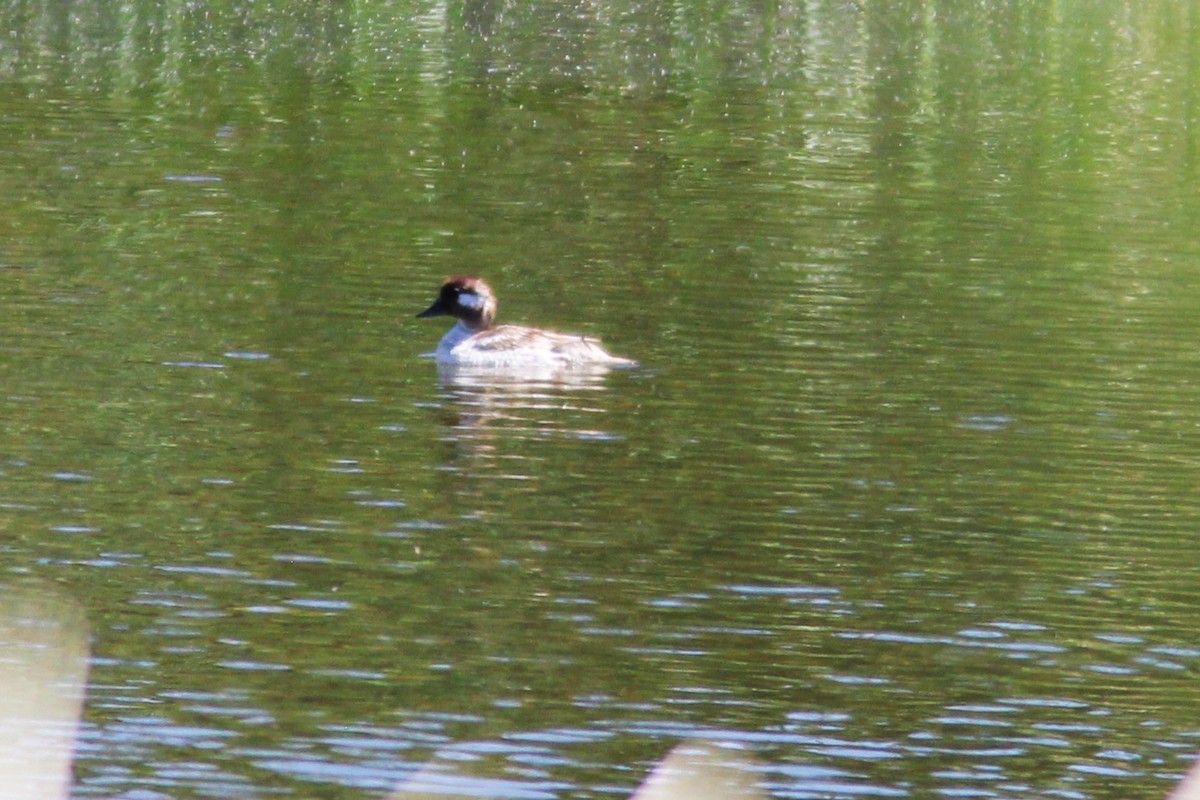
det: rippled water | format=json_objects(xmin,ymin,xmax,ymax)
[{"xmin": 2, "ymin": 1, "xmax": 1200, "ymax": 799}]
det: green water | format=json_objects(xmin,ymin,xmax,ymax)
[{"xmin": 2, "ymin": 1, "xmax": 1200, "ymax": 798}]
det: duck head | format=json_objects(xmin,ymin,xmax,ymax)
[{"xmin": 417, "ymin": 276, "xmax": 498, "ymax": 331}]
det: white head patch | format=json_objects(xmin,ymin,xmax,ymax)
[{"xmin": 457, "ymin": 291, "xmax": 487, "ymax": 310}]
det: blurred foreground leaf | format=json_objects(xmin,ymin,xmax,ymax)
[
  {"xmin": 0, "ymin": 581, "xmax": 90, "ymax": 800},
  {"xmin": 388, "ymin": 738, "xmax": 766, "ymax": 800}
]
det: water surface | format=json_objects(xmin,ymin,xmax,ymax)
[{"xmin": 2, "ymin": 1, "xmax": 1200, "ymax": 799}]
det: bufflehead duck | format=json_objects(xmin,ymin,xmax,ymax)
[{"xmin": 417, "ymin": 276, "xmax": 635, "ymax": 368}]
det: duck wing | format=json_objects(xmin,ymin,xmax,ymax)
[
  {"xmin": 469, "ymin": 325, "xmax": 635, "ymax": 366},
  {"xmin": 468, "ymin": 325, "xmax": 553, "ymax": 352}
]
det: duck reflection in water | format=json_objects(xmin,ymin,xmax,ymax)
[{"xmin": 430, "ymin": 359, "xmax": 623, "ymax": 482}]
